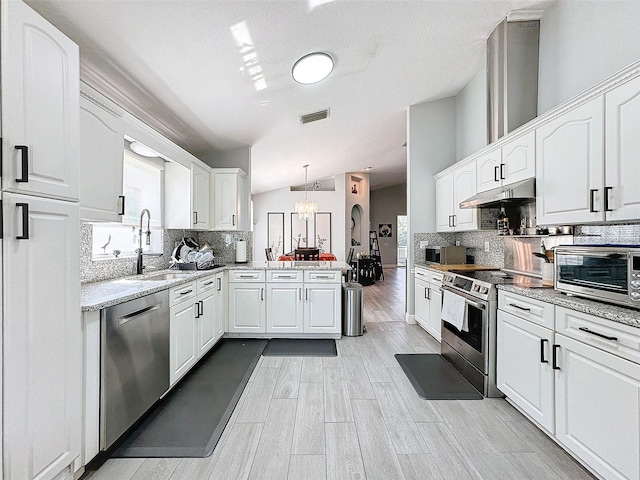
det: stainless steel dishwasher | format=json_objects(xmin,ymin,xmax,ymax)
[{"xmin": 101, "ymin": 290, "xmax": 169, "ymax": 450}]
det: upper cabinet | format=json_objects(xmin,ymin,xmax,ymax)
[
  {"xmin": 436, "ymin": 161, "xmax": 478, "ymax": 232},
  {"xmin": 79, "ymin": 88, "xmax": 125, "ymax": 222},
  {"xmin": 165, "ymin": 161, "xmax": 211, "ymax": 230},
  {"xmin": 212, "ymin": 168, "xmax": 247, "ymax": 230},
  {"xmin": 1, "ymin": 0, "xmax": 79, "ymax": 201},
  {"xmin": 536, "ymin": 97, "xmax": 604, "ymax": 225},
  {"xmin": 604, "ymin": 76, "xmax": 640, "ymax": 222},
  {"xmin": 476, "ymin": 131, "xmax": 535, "ymax": 193}
]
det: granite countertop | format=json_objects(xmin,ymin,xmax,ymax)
[
  {"xmin": 498, "ymin": 285, "xmax": 640, "ymax": 329},
  {"xmin": 81, "ymin": 261, "xmax": 350, "ymax": 312},
  {"xmin": 414, "ymin": 262, "xmax": 498, "ymax": 272}
]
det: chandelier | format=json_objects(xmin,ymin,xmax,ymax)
[{"xmin": 295, "ymin": 164, "xmax": 317, "ymax": 220}]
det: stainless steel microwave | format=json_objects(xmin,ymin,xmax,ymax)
[
  {"xmin": 554, "ymin": 245, "xmax": 640, "ymax": 309},
  {"xmin": 424, "ymin": 245, "xmax": 466, "ymax": 265}
]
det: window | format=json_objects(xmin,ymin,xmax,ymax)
[{"xmin": 92, "ymin": 151, "xmax": 164, "ymax": 258}]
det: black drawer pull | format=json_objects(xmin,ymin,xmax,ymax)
[
  {"xmin": 578, "ymin": 327, "xmax": 617, "ymax": 341},
  {"xmin": 508, "ymin": 303, "xmax": 531, "ymax": 312},
  {"xmin": 179, "ymin": 289, "xmax": 193, "ymax": 295},
  {"xmin": 540, "ymin": 338, "xmax": 549, "ymax": 363},
  {"xmin": 16, "ymin": 203, "xmax": 29, "ymax": 240},
  {"xmin": 203, "ymin": 281, "xmax": 214, "ymax": 286},
  {"xmin": 15, "ymin": 145, "xmax": 29, "ymax": 182},
  {"xmin": 552, "ymin": 344, "xmax": 561, "ymax": 370}
]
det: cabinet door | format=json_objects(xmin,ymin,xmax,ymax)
[
  {"xmin": 536, "ymin": 97, "xmax": 604, "ymax": 225},
  {"xmin": 3, "ymin": 193, "xmax": 81, "ymax": 480},
  {"xmin": 453, "ymin": 162, "xmax": 478, "ymax": 231},
  {"xmin": 213, "ymin": 173, "xmax": 239, "ymax": 230},
  {"xmin": 304, "ymin": 284, "xmax": 341, "ymax": 334},
  {"xmin": 414, "ymin": 278, "xmax": 430, "ymax": 331},
  {"xmin": 228, "ymin": 283, "xmax": 266, "ymax": 333},
  {"xmin": 267, "ymin": 283, "xmax": 304, "ymax": 333},
  {"xmin": 1, "ymin": 0, "xmax": 79, "ymax": 201},
  {"xmin": 496, "ymin": 311, "xmax": 554, "ymax": 433},
  {"xmin": 170, "ymin": 301, "xmax": 198, "ymax": 385},
  {"xmin": 215, "ymin": 273, "xmax": 226, "ymax": 339},
  {"xmin": 435, "ymin": 173, "xmax": 454, "ymax": 232},
  {"xmin": 555, "ymin": 334, "xmax": 640, "ymax": 480},
  {"xmin": 428, "ymin": 287, "xmax": 442, "ymax": 342},
  {"xmin": 476, "ymin": 149, "xmax": 502, "ymax": 193},
  {"xmin": 192, "ymin": 163, "xmax": 210, "ymax": 229},
  {"xmin": 79, "ymin": 95, "xmax": 124, "ymax": 222},
  {"xmin": 605, "ymin": 76, "xmax": 640, "ymax": 222},
  {"xmin": 198, "ymin": 291, "xmax": 217, "ymax": 356},
  {"xmin": 502, "ymin": 130, "xmax": 535, "ymax": 185}
]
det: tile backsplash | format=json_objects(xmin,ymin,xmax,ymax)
[
  {"xmin": 81, "ymin": 223, "xmax": 253, "ymax": 283},
  {"xmin": 413, "ymin": 231, "xmax": 504, "ymax": 268},
  {"xmin": 573, "ymin": 224, "xmax": 640, "ymax": 245}
]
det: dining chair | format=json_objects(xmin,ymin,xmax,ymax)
[{"xmin": 294, "ymin": 248, "xmax": 320, "ymax": 260}]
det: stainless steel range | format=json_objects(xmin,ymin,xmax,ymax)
[{"xmin": 439, "ymin": 270, "xmax": 542, "ymax": 397}]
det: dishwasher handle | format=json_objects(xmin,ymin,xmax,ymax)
[{"xmin": 118, "ymin": 303, "xmax": 162, "ymax": 325}]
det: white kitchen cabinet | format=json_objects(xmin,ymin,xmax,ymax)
[
  {"xmin": 169, "ymin": 298, "xmax": 199, "ymax": 386},
  {"xmin": 478, "ymin": 132, "xmax": 535, "ymax": 193},
  {"xmin": 1, "ymin": 0, "xmax": 79, "ymax": 201},
  {"xmin": 476, "ymin": 147, "xmax": 503, "ymax": 193},
  {"xmin": 228, "ymin": 283, "xmax": 266, "ymax": 333},
  {"xmin": 79, "ymin": 89, "xmax": 125, "ymax": 222},
  {"xmin": 267, "ymin": 283, "xmax": 304, "ymax": 333},
  {"xmin": 435, "ymin": 161, "xmax": 478, "ymax": 232},
  {"xmin": 536, "ymin": 97, "xmax": 604, "ymax": 225},
  {"xmin": 414, "ymin": 267, "xmax": 441, "ymax": 341},
  {"xmin": 604, "ymin": 76, "xmax": 640, "ymax": 222},
  {"xmin": 196, "ymin": 275, "xmax": 218, "ymax": 355},
  {"xmin": 497, "ymin": 309, "xmax": 555, "ymax": 433},
  {"xmin": 212, "ymin": 168, "xmax": 246, "ymax": 230},
  {"xmin": 304, "ymin": 283, "xmax": 342, "ymax": 334},
  {"xmin": 165, "ymin": 161, "xmax": 211, "ymax": 230},
  {"xmin": 555, "ymin": 333, "xmax": 640, "ymax": 480},
  {"xmin": 414, "ymin": 273, "xmax": 430, "ymax": 331},
  {"xmin": 2, "ymin": 193, "xmax": 82, "ymax": 480},
  {"xmin": 428, "ymin": 285, "xmax": 442, "ymax": 342},
  {"xmin": 214, "ymin": 272, "xmax": 226, "ymax": 340}
]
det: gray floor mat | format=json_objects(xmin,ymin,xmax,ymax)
[
  {"xmin": 112, "ymin": 338, "xmax": 267, "ymax": 458},
  {"xmin": 395, "ymin": 353, "xmax": 483, "ymax": 400},
  {"xmin": 262, "ymin": 338, "xmax": 337, "ymax": 357}
]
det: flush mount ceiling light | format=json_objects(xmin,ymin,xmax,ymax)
[
  {"xmin": 129, "ymin": 141, "xmax": 160, "ymax": 158},
  {"xmin": 292, "ymin": 52, "xmax": 334, "ymax": 84}
]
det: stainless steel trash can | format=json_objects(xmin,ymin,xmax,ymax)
[{"xmin": 342, "ymin": 282, "xmax": 364, "ymax": 336}]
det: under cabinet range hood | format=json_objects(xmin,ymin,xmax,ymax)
[{"xmin": 460, "ymin": 178, "xmax": 535, "ymax": 209}]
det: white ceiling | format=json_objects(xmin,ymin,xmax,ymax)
[{"xmin": 26, "ymin": 0, "xmax": 551, "ymax": 194}]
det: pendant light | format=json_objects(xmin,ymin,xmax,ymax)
[{"xmin": 295, "ymin": 164, "xmax": 317, "ymax": 220}]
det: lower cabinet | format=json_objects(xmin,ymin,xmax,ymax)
[
  {"xmin": 228, "ymin": 282, "xmax": 266, "ymax": 333},
  {"xmin": 304, "ymin": 283, "xmax": 341, "ymax": 334},
  {"xmin": 170, "ymin": 297, "xmax": 199, "ymax": 385},
  {"xmin": 266, "ymin": 282, "xmax": 304, "ymax": 333},
  {"xmin": 414, "ymin": 267, "xmax": 442, "ymax": 341},
  {"xmin": 428, "ymin": 286, "xmax": 442, "ymax": 342}
]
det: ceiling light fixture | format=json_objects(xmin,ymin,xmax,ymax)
[
  {"xmin": 292, "ymin": 52, "xmax": 334, "ymax": 84},
  {"xmin": 295, "ymin": 164, "xmax": 317, "ymax": 220},
  {"xmin": 129, "ymin": 141, "xmax": 161, "ymax": 158},
  {"xmin": 364, "ymin": 166, "xmax": 372, "ymax": 171}
]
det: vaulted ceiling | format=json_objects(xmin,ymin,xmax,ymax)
[{"xmin": 26, "ymin": 0, "xmax": 551, "ymax": 194}]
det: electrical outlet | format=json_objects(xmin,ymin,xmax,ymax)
[
  {"xmin": 419, "ymin": 240, "xmax": 428, "ymax": 248},
  {"xmin": 484, "ymin": 241, "xmax": 490, "ymax": 252},
  {"xmin": 455, "ymin": 240, "xmax": 461, "ymax": 246}
]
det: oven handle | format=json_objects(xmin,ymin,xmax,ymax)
[{"xmin": 440, "ymin": 286, "xmax": 487, "ymax": 310}]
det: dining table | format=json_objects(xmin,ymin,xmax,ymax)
[{"xmin": 277, "ymin": 253, "xmax": 337, "ymax": 261}]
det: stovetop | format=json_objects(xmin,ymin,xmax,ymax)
[{"xmin": 441, "ymin": 269, "xmax": 544, "ymax": 301}]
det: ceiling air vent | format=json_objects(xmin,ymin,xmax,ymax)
[{"xmin": 299, "ymin": 109, "xmax": 330, "ymax": 125}]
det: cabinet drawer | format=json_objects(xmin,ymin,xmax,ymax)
[
  {"xmin": 229, "ymin": 270, "xmax": 265, "ymax": 282},
  {"xmin": 267, "ymin": 270, "xmax": 303, "ymax": 282},
  {"xmin": 555, "ymin": 306, "xmax": 640, "ymax": 365},
  {"xmin": 430, "ymin": 271, "xmax": 444, "ymax": 286},
  {"xmin": 169, "ymin": 281, "xmax": 197, "ymax": 306},
  {"xmin": 197, "ymin": 274, "xmax": 217, "ymax": 294},
  {"xmin": 304, "ymin": 270, "xmax": 341, "ymax": 283},
  {"xmin": 498, "ymin": 290, "xmax": 554, "ymax": 329},
  {"xmin": 415, "ymin": 266, "xmax": 430, "ymax": 281}
]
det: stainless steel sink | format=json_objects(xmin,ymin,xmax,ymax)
[{"xmin": 142, "ymin": 272, "xmax": 192, "ymax": 281}]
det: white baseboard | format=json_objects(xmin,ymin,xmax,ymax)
[{"xmin": 405, "ymin": 313, "xmax": 416, "ymax": 324}]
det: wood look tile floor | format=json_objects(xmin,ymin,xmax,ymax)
[{"xmin": 85, "ymin": 268, "xmax": 595, "ymax": 480}]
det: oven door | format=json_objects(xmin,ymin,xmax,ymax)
[
  {"xmin": 555, "ymin": 249, "xmax": 629, "ymax": 304},
  {"xmin": 440, "ymin": 286, "xmax": 489, "ymax": 374}
]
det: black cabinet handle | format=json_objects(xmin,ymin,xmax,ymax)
[
  {"xmin": 500, "ymin": 163, "xmax": 505, "ymax": 180},
  {"xmin": 589, "ymin": 189, "xmax": 598, "ymax": 212},
  {"xmin": 494, "ymin": 166, "xmax": 500, "ymax": 182},
  {"xmin": 194, "ymin": 211, "xmax": 198, "ymax": 224},
  {"xmin": 552, "ymin": 344, "xmax": 561, "ymax": 370},
  {"xmin": 16, "ymin": 203, "xmax": 29, "ymax": 240},
  {"xmin": 508, "ymin": 303, "xmax": 531, "ymax": 312},
  {"xmin": 15, "ymin": 145, "xmax": 29, "ymax": 182},
  {"xmin": 0, "ymin": 200, "xmax": 3, "ymax": 239},
  {"xmin": 604, "ymin": 186, "xmax": 613, "ymax": 212},
  {"xmin": 578, "ymin": 327, "xmax": 617, "ymax": 341},
  {"xmin": 199, "ymin": 300, "xmax": 204, "ymax": 316},
  {"xmin": 232, "ymin": 214, "xmax": 236, "ymax": 226},
  {"xmin": 540, "ymin": 338, "xmax": 549, "ymax": 363},
  {"xmin": 217, "ymin": 277, "xmax": 221, "ymax": 291},
  {"xmin": 425, "ymin": 287, "xmax": 431, "ymax": 300},
  {"xmin": 179, "ymin": 289, "xmax": 193, "ymax": 295},
  {"xmin": 118, "ymin": 195, "xmax": 125, "ymax": 215},
  {"xmin": 195, "ymin": 301, "xmax": 200, "ymax": 318}
]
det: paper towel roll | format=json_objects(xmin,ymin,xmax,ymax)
[{"xmin": 235, "ymin": 239, "xmax": 247, "ymax": 263}]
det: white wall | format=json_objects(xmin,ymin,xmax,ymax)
[
  {"xmin": 370, "ymin": 184, "xmax": 407, "ymax": 265},
  {"xmin": 406, "ymin": 97, "xmax": 457, "ymax": 318},
  {"xmin": 252, "ymin": 175, "xmax": 346, "ymax": 261},
  {"xmin": 456, "ymin": 66, "xmax": 487, "ymax": 160},
  {"xmin": 538, "ymin": 0, "xmax": 640, "ymax": 113}
]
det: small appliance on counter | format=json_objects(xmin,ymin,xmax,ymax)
[{"xmin": 424, "ymin": 245, "xmax": 466, "ymax": 265}]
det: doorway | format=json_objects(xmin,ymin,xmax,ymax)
[{"xmin": 396, "ymin": 215, "xmax": 407, "ymax": 267}]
